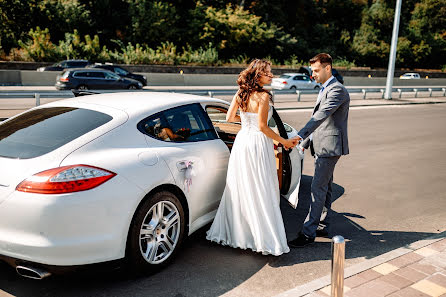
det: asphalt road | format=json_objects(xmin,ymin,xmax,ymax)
[{"xmin": 1, "ymin": 104, "xmax": 446, "ymax": 297}]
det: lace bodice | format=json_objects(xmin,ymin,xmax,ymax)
[{"xmin": 240, "ymin": 106, "xmax": 272, "ymax": 132}]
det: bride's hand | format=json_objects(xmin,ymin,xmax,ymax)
[{"xmin": 282, "ymin": 139, "xmax": 296, "ymax": 150}]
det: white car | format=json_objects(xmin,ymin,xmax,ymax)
[
  {"xmin": 399, "ymin": 72, "xmax": 421, "ymax": 79},
  {"xmin": 0, "ymin": 92, "xmax": 303, "ymax": 279},
  {"xmin": 271, "ymin": 73, "xmax": 321, "ymax": 90}
]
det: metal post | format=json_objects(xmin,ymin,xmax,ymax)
[
  {"xmin": 442, "ymin": 88, "xmax": 446, "ymax": 96},
  {"xmin": 428, "ymin": 88, "xmax": 433, "ymax": 97},
  {"xmin": 362, "ymin": 89, "xmax": 367, "ymax": 99},
  {"xmin": 384, "ymin": 0, "xmax": 403, "ymax": 99},
  {"xmin": 414, "ymin": 88, "xmax": 418, "ymax": 98},
  {"xmin": 380, "ymin": 89, "xmax": 385, "ymax": 99},
  {"xmin": 397, "ymin": 88, "xmax": 402, "ymax": 98},
  {"xmin": 208, "ymin": 91, "xmax": 213, "ymax": 98},
  {"xmin": 331, "ymin": 235, "xmax": 345, "ymax": 297},
  {"xmin": 296, "ymin": 90, "xmax": 301, "ymax": 102},
  {"xmin": 35, "ymin": 93, "xmax": 40, "ymax": 106}
]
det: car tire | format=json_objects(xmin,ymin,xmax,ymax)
[
  {"xmin": 128, "ymin": 85, "xmax": 138, "ymax": 90},
  {"xmin": 314, "ymin": 85, "xmax": 320, "ymax": 90},
  {"xmin": 77, "ymin": 85, "xmax": 88, "ymax": 91},
  {"xmin": 126, "ymin": 191, "xmax": 186, "ymax": 273},
  {"xmin": 290, "ymin": 86, "xmax": 296, "ymax": 90}
]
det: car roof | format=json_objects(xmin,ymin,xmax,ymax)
[
  {"xmin": 281, "ymin": 73, "xmax": 305, "ymax": 76},
  {"xmin": 46, "ymin": 92, "xmax": 229, "ymax": 118},
  {"xmin": 65, "ymin": 68, "xmax": 114, "ymax": 73},
  {"xmin": 403, "ymin": 72, "xmax": 419, "ymax": 75}
]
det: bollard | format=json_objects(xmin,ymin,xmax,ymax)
[
  {"xmin": 380, "ymin": 89, "xmax": 385, "ymax": 99},
  {"xmin": 362, "ymin": 89, "xmax": 366, "ymax": 99},
  {"xmin": 442, "ymin": 88, "xmax": 446, "ymax": 96},
  {"xmin": 296, "ymin": 90, "xmax": 301, "ymax": 102},
  {"xmin": 397, "ymin": 88, "xmax": 402, "ymax": 98},
  {"xmin": 428, "ymin": 88, "xmax": 433, "ymax": 97},
  {"xmin": 35, "ymin": 93, "xmax": 40, "ymax": 106},
  {"xmin": 414, "ymin": 88, "xmax": 418, "ymax": 98},
  {"xmin": 331, "ymin": 235, "xmax": 345, "ymax": 297},
  {"xmin": 208, "ymin": 91, "xmax": 213, "ymax": 98}
]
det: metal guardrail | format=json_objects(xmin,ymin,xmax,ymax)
[{"xmin": 0, "ymin": 87, "xmax": 445, "ymax": 106}]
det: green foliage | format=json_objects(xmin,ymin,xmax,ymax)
[
  {"xmin": 1, "ymin": 0, "xmax": 444, "ymax": 69},
  {"xmin": 178, "ymin": 43, "xmax": 219, "ymax": 65},
  {"xmin": 127, "ymin": 0, "xmax": 179, "ymax": 47},
  {"xmin": 18, "ymin": 27, "xmax": 60, "ymax": 61}
]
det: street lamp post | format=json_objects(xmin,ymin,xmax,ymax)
[{"xmin": 384, "ymin": 0, "xmax": 403, "ymax": 100}]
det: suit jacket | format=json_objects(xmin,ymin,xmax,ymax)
[{"xmin": 298, "ymin": 78, "xmax": 350, "ymax": 157}]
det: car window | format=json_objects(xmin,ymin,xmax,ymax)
[
  {"xmin": 73, "ymin": 71, "xmax": 88, "ymax": 78},
  {"xmin": 293, "ymin": 76, "xmax": 304, "ymax": 80},
  {"xmin": 280, "ymin": 75, "xmax": 291, "ymax": 79},
  {"xmin": 302, "ymin": 76, "xmax": 310, "ymax": 81},
  {"xmin": 139, "ymin": 103, "xmax": 218, "ymax": 143},
  {"xmin": 89, "ymin": 72, "xmax": 105, "ymax": 78},
  {"xmin": 0, "ymin": 107, "xmax": 112, "ymax": 159},
  {"xmin": 114, "ymin": 67, "xmax": 128, "ymax": 75},
  {"xmin": 60, "ymin": 61, "xmax": 67, "ymax": 67},
  {"xmin": 104, "ymin": 72, "xmax": 120, "ymax": 80}
]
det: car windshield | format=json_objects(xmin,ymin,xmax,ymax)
[
  {"xmin": 0, "ymin": 107, "xmax": 112, "ymax": 159},
  {"xmin": 280, "ymin": 75, "xmax": 291, "ymax": 79}
]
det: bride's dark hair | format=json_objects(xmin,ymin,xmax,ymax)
[{"xmin": 236, "ymin": 59, "xmax": 273, "ymax": 112}]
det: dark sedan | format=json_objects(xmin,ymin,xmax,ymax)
[
  {"xmin": 37, "ymin": 60, "xmax": 90, "ymax": 72},
  {"xmin": 88, "ymin": 64, "xmax": 147, "ymax": 86},
  {"xmin": 55, "ymin": 68, "xmax": 143, "ymax": 90}
]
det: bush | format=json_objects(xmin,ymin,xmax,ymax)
[{"xmin": 18, "ymin": 27, "xmax": 60, "ymax": 61}]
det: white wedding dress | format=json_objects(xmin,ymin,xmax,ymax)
[{"xmin": 206, "ymin": 106, "xmax": 290, "ymax": 256}]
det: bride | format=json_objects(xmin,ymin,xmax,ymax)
[{"xmin": 206, "ymin": 59, "xmax": 298, "ymax": 256}]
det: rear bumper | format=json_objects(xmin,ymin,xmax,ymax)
[{"xmin": 0, "ymin": 175, "xmax": 143, "ymax": 266}]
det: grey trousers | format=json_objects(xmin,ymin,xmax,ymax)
[{"xmin": 303, "ymin": 155, "xmax": 340, "ymax": 238}]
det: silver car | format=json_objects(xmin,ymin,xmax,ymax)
[{"xmin": 271, "ymin": 73, "xmax": 321, "ymax": 90}]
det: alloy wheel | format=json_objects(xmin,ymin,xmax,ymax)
[{"xmin": 139, "ymin": 201, "xmax": 180, "ymax": 264}]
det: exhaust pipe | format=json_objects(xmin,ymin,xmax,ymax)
[{"xmin": 16, "ymin": 265, "xmax": 51, "ymax": 280}]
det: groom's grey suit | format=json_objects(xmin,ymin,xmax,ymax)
[{"xmin": 298, "ymin": 77, "xmax": 350, "ymax": 238}]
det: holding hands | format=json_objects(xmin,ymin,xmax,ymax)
[{"xmin": 281, "ymin": 136, "xmax": 301, "ymax": 150}]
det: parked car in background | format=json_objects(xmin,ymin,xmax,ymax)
[
  {"xmin": 400, "ymin": 72, "xmax": 420, "ymax": 79},
  {"xmin": 271, "ymin": 73, "xmax": 320, "ymax": 90},
  {"xmin": 55, "ymin": 68, "xmax": 143, "ymax": 90},
  {"xmin": 298, "ymin": 66, "xmax": 344, "ymax": 84},
  {"xmin": 37, "ymin": 60, "xmax": 90, "ymax": 72},
  {"xmin": 0, "ymin": 92, "xmax": 302, "ymax": 278},
  {"xmin": 88, "ymin": 63, "xmax": 147, "ymax": 86}
]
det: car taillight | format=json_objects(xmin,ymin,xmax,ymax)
[
  {"xmin": 16, "ymin": 165, "xmax": 116, "ymax": 194},
  {"xmin": 283, "ymin": 81, "xmax": 287, "ymax": 84},
  {"xmin": 60, "ymin": 77, "xmax": 69, "ymax": 82}
]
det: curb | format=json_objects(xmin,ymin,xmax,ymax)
[{"xmin": 275, "ymin": 230, "xmax": 446, "ymax": 297}]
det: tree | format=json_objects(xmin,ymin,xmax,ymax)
[{"xmin": 408, "ymin": 0, "xmax": 446, "ymax": 67}]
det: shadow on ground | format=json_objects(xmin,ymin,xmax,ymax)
[{"xmin": 0, "ymin": 175, "xmax": 438, "ymax": 297}]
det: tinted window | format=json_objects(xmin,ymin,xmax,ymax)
[
  {"xmin": 73, "ymin": 61, "xmax": 88, "ymax": 67},
  {"xmin": 73, "ymin": 71, "xmax": 88, "ymax": 77},
  {"xmin": 139, "ymin": 103, "xmax": 218, "ymax": 143},
  {"xmin": 89, "ymin": 72, "xmax": 105, "ymax": 78},
  {"xmin": 104, "ymin": 72, "xmax": 120, "ymax": 80},
  {"xmin": 280, "ymin": 75, "xmax": 291, "ymax": 79},
  {"xmin": 293, "ymin": 76, "xmax": 304, "ymax": 80},
  {"xmin": 0, "ymin": 107, "xmax": 112, "ymax": 159},
  {"xmin": 114, "ymin": 67, "xmax": 128, "ymax": 75}
]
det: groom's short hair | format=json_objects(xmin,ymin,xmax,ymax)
[{"xmin": 310, "ymin": 53, "xmax": 332, "ymax": 67}]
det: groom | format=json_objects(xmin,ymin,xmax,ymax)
[{"xmin": 289, "ymin": 53, "xmax": 350, "ymax": 248}]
